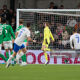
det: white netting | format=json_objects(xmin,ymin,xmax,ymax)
[{"xmin": 17, "ymin": 9, "xmax": 80, "ymax": 50}]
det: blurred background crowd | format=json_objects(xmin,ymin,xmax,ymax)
[{"xmin": 0, "ymin": 0, "xmax": 80, "ymax": 49}]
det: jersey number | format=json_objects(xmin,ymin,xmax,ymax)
[
  {"xmin": 76, "ymin": 36, "xmax": 80, "ymax": 43},
  {"xmin": 18, "ymin": 31, "xmax": 23, "ymax": 37}
]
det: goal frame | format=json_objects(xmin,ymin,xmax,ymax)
[{"xmin": 16, "ymin": 9, "xmax": 80, "ymax": 28}]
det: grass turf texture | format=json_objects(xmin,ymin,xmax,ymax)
[{"xmin": 0, "ymin": 64, "xmax": 80, "ymax": 80}]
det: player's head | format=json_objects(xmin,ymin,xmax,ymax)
[
  {"xmin": 26, "ymin": 22, "xmax": 30, "ymax": 28},
  {"xmin": 1, "ymin": 18, "xmax": 6, "ymax": 24},
  {"xmin": 19, "ymin": 19, "xmax": 23, "ymax": 25},
  {"xmin": 44, "ymin": 22, "xmax": 49, "ymax": 27}
]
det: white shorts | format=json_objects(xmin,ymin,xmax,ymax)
[{"xmin": 3, "ymin": 41, "xmax": 13, "ymax": 49}]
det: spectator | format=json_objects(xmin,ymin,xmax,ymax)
[
  {"xmin": 13, "ymin": 11, "xmax": 16, "ymax": 20},
  {"xmin": 2, "ymin": 5, "xmax": 9, "ymax": 23},
  {"xmin": 66, "ymin": 17, "xmax": 77, "ymax": 28},
  {"xmin": 62, "ymin": 30, "xmax": 70, "ymax": 49},
  {"xmin": 57, "ymin": 40, "xmax": 64, "ymax": 49},
  {"xmin": 59, "ymin": 16, "xmax": 67, "ymax": 25},
  {"xmin": 77, "ymin": 2, "xmax": 80, "ymax": 9},
  {"xmin": 49, "ymin": 2, "xmax": 58, "ymax": 9},
  {"xmin": 9, "ymin": 9, "xmax": 14, "ymax": 24},
  {"xmin": 53, "ymin": 23, "xmax": 63, "ymax": 48},
  {"xmin": 0, "ymin": 9, "xmax": 4, "ymax": 17},
  {"xmin": 56, "ymin": 23, "xmax": 63, "ymax": 40},
  {"xmin": 49, "ymin": 2, "xmax": 54, "ymax": 9},
  {"xmin": 11, "ymin": 17, "xmax": 16, "ymax": 32},
  {"xmin": 59, "ymin": 5, "xmax": 64, "ymax": 9}
]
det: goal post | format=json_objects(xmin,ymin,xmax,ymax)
[
  {"xmin": 16, "ymin": 9, "xmax": 80, "ymax": 27},
  {"xmin": 16, "ymin": 9, "xmax": 80, "ymax": 50}
]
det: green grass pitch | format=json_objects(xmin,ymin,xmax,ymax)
[{"xmin": 0, "ymin": 64, "xmax": 80, "ymax": 80}]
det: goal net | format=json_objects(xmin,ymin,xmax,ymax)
[{"xmin": 16, "ymin": 9, "xmax": 80, "ymax": 50}]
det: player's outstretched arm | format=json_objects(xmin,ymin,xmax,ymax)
[
  {"xmin": 50, "ymin": 31, "xmax": 54, "ymax": 42},
  {"xmin": 15, "ymin": 32, "xmax": 19, "ymax": 38},
  {"xmin": 27, "ymin": 37, "xmax": 36, "ymax": 43}
]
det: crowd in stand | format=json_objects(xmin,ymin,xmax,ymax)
[{"xmin": 0, "ymin": 5, "xmax": 16, "ymax": 31}]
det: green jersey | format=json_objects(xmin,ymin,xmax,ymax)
[
  {"xmin": 16, "ymin": 25, "xmax": 24, "ymax": 32},
  {"xmin": 16, "ymin": 25, "xmax": 27, "ymax": 42},
  {"xmin": 3, "ymin": 24, "xmax": 15, "ymax": 41},
  {"xmin": 0, "ymin": 24, "xmax": 5, "ymax": 44}
]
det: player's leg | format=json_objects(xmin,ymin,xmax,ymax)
[
  {"xmin": 21, "ymin": 42, "xmax": 27, "ymax": 65},
  {"xmin": 18, "ymin": 44, "xmax": 27, "ymax": 66},
  {"xmin": 9, "ymin": 41, "xmax": 13, "ymax": 55},
  {"xmin": 6, "ymin": 43, "xmax": 20, "ymax": 68},
  {"xmin": 8, "ymin": 41, "xmax": 15, "ymax": 65},
  {"xmin": 41, "ymin": 44, "xmax": 49, "ymax": 64},
  {"xmin": 16, "ymin": 50, "xmax": 21, "ymax": 64},
  {"xmin": 3, "ymin": 41, "xmax": 9, "ymax": 60},
  {"xmin": 0, "ymin": 44, "xmax": 7, "ymax": 61},
  {"xmin": 16, "ymin": 44, "xmax": 26, "ymax": 62},
  {"xmin": 6, "ymin": 51, "xmax": 17, "ymax": 68},
  {"xmin": 20, "ymin": 47, "xmax": 27, "ymax": 66},
  {"xmin": 16, "ymin": 42, "xmax": 27, "ymax": 64}
]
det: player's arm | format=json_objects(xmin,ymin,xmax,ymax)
[
  {"xmin": 50, "ymin": 30, "xmax": 54, "ymax": 41},
  {"xmin": 70, "ymin": 36, "xmax": 74, "ymax": 49},
  {"xmin": 27, "ymin": 37, "xmax": 36, "ymax": 42},
  {"xmin": 43, "ymin": 29, "xmax": 46, "ymax": 42},
  {"xmin": 15, "ymin": 27, "xmax": 20, "ymax": 38},
  {"xmin": 10, "ymin": 25, "xmax": 15, "ymax": 39},
  {"xmin": 2, "ymin": 27, "xmax": 5, "ymax": 38},
  {"xmin": 15, "ymin": 31, "xmax": 19, "ymax": 38},
  {"xmin": 26, "ymin": 31, "xmax": 36, "ymax": 43}
]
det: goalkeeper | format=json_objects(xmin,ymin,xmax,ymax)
[
  {"xmin": 41, "ymin": 22, "xmax": 54, "ymax": 64},
  {"xmin": 15, "ymin": 19, "xmax": 27, "ymax": 66}
]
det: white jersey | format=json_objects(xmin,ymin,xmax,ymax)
[
  {"xmin": 15, "ymin": 27, "xmax": 30, "ymax": 46},
  {"xmin": 70, "ymin": 33, "xmax": 80, "ymax": 49}
]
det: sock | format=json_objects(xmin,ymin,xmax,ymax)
[
  {"xmin": 6, "ymin": 52, "xmax": 9, "ymax": 60},
  {"xmin": 7, "ymin": 55, "xmax": 14, "ymax": 63},
  {"xmin": 16, "ymin": 52, "xmax": 24, "ymax": 63},
  {"xmin": 44, "ymin": 52, "xmax": 48, "ymax": 62},
  {"xmin": 10, "ymin": 51, "xmax": 16, "ymax": 62},
  {"xmin": 10, "ymin": 51, "xmax": 14, "ymax": 61},
  {"xmin": 21, "ymin": 54, "xmax": 26, "ymax": 62},
  {"xmin": 0, "ymin": 54, "xmax": 7, "ymax": 61}
]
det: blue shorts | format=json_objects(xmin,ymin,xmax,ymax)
[{"xmin": 13, "ymin": 43, "xmax": 25, "ymax": 53}]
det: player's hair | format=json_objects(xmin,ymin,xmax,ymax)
[
  {"xmin": 45, "ymin": 22, "xmax": 50, "ymax": 26},
  {"xmin": 27, "ymin": 23, "xmax": 30, "ymax": 27},
  {"xmin": 19, "ymin": 19, "xmax": 23, "ymax": 24},
  {"xmin": 1, "ymin": 18, "xmax": 6, "ymax": 23}
]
